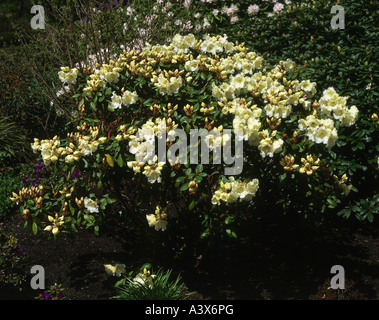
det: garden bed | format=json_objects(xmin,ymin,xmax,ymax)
[{"xmin": 1, "ymin": 208, "xmax": 378, "ymax": 300}]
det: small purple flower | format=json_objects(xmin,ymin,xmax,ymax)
[
  {"xmin": 32, "ymin": 179, "xmax": 41, "ymax": 187},
  {"xmin": 81, "ymin": 17, "xmax": 89, "ymax": 25},
  {"xmin": 42, "ymin": 292, "xmax": 52, "ymax": 300},
  {"xmin": 57, "ymin": 292, "xmax": 66, "ymax": 299},
  {"xmin": 71, "ymin": 169, "xmax": 80, "ymax": 179}
]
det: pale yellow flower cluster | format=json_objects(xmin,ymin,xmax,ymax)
[
  {"xmin": 97, "ymin": 60, "xmax": 123, "ymax": 83},
  {"xmin": 256, "ymin": 130, "xmax": 284, "ymax": 158},
  {"xmin": 104, "ymin": 263, "xmax": 126, "ymax": 277},
  {"xmin": 10, "ymin": 185, "xmax": 44, "ymax": 205},
  {"xmin": 319, "ymin": 87, "xmax": 358, "ymax": 127},
  {"xmin": 221, "ymin": 52, "xmax": 264, "ymax": 75},
  {"xmin": 211, "ymin": 177, "xmax": 259, "ymax": 205},
  {"xmin": 204, "ymin": 126, "xmax": 231, "ymax": 150},
  {"xmin": 152, "ymin": 70, "xmax": 183, "ymax": 96},
  {"xmin": 127, "ymin": 154, "xmax": 165, "ymax": 184},
  {"xmin": 125, "ymin": 118, "xmax": 179, "ymax": 183},
  {"xmin": 31, "ymin": 126, "xmax": 105, "ymax": 165},
  {"xmin": 142, "ymin": 156, "xmax": 165, "ymax": 184},
  {"xmin": 333, "ymin": 174, "xmax": 353, "ymax": 196},
  {"xmin": 83, "ymin": 73, "xmax": 106, "ymax": 93},
  {"xmin": 44, "ymin": 213, "xmax": 65, "ymax": 235},
  {"xmin": 128, "ymin": 118, "xmax": 169, "ymax": 154},
  {"xmin": 58, "ymin": 67, "xmax": 78, "ymax": 84},
  {"xmin": 209, "ymin": 55, "xmax": 321, "ymax": 158},
  {"xmin": 79, "ymin": 136, "xmax": 99, "ymax": 157},
  {"xmin": 199, "ymin": 34, "xmax": 235, "ymax": 55},
  {"xmin": 171, "ymin": 33, "xmax": 196, "ymax": 53},
  {"xmin": 146, "ymin": 205, "xmax": 168, "ymax": 231},
  {"xmin": 31, "ymin": 136, "xmax": 63, "ymax": 166},
  {"xmin": 259, "ymin": 67, "xmax": 314, "ymax": 116},
  {"xmin": 298, "ymin": 113, "xmax": 338, "ymax": 149},
  {"xmin": 66, "ymin": 126, "xmax": 102, "ymax": 163},
  {"xmin": 232, "ymin": 103, "xmax": 262, "ymax": 144},
  {"xmin": 84, "ymin": 197, "xmax": 99, "ymax": 213},
  {"xmin": 133, "ymin": 268, "xmax": 156, "ymax": 288},
  {"xmin": 109, "ymin": 89, "xmax": 138, "ymax": 111},
  {"xmin": 299, "ymin": 154, "xmax": 321, "ymax": 175},
  {"xmin": 280, "ymin": 156, "xmax": 299, "ymax": 172},
  {"xmin": 279, "ymin": 59, "xmax": 295, "ymax": 70}
]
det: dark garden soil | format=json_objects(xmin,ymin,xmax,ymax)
[{"xmin": 1, "ymin": 208, "xmax": 379, "ymax": 300}]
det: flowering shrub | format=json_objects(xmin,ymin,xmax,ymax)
[
  {"xmin": 183, "ymin": 0, "xmax": 378, "ymax": 223},
  {"xmin": 9, "ymin": 28, "xmax": 363, "ymax": 253},
  {"xmin": 217, "ymin": 0, "xmax": 378, "ymax": 222}
]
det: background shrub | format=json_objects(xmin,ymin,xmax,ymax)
[{"xmin": 0, "ymin": 168, "xmax": 22, "ymax": 221}]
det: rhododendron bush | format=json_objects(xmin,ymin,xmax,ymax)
[{"xmin": 11, "ymin": 33, "xmax": 359, "ymax": 249}]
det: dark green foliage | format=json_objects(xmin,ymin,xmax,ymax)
[{"xmin": 202, "ymin": 0, "xmax": 379, "ymax": 222}]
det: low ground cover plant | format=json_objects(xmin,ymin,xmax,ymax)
[
  {"xmin": 0, "ymin": 233, "xmax": 27, "ymax": 290},
  {"xmin": 111, "ymin": 264, "xmax": 190, "ymax": 300}
]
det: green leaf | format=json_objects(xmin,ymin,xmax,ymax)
[
  {"xmin": 224, "ymin": 215, "xmax": 234, "ymax": 225},
  {"xmin": 116, "ymin": 154, "xmax": 124, "ymax": 167},
  {"xmin": 226, "ymin": 228, "xmax": 237, "ymax": 238},
  {"xmin": 180, "ymin": 183, "xmax": 189, "ymax": 192},
  {"xmin": 188, "ymin": 199, "xmax": 197, "ymax": 211},
  {"xmin": 32, "ymin": 221, "xmax": 38, "ymax": 235},
  {"xmin": 82, "ymin": 158, "xmax": 89, "ymax": 168},
  {"xmin": 90, "ymin": 102, "xmax": 97, "ymax": 111},
  {"xmin": 175, "ymin": 176, "xmax": 185, "ymax": 187},
  {"xmin": 69, "ymin": 203, "xmax": 75, "ymax": 215}
]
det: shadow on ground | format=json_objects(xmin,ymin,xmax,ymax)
[{"xmin": 1, "ymin": 208, "xmax": 379, "ymax": 300}]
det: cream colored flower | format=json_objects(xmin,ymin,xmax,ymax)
[
  {"xmin": 109, "ymin": 92, "xmax": 122, "ymax": 111},
  {"xmin": 121, "ymin": 90, "xmax": 138, "ymax": 105},
  {"xmin": 146, "ymin": 205, "xmax": 168, "ymax": 231},
  {"xmin": 104, "ymin": 264, "xmax": 126, "ymax": 277},
  {"xmin": 133, "ymin": 268, "xmax": 156, "ymax": 288},
  {"xmin": 84, "ymin": 197, "xmax": 99, "ymax": 213}
]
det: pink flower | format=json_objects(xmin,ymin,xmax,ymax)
[
  {"xmin": 248, "ymin": 4, "xmax": 259, "ymax": 16},
  {"xmin": 273, "ymin": 3, "xmax": 284, "ymax": 14},
  {"xmin": 184, "ymin": 0, "xmax": 191, "ymax": 10},
  {"xmin": 230, "ymin": 16, "xmax": 239, "ymax": 24}
]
